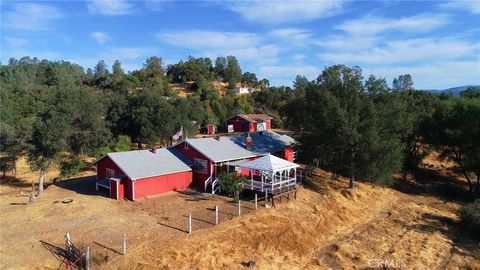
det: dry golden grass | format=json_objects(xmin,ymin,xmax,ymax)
[{"xmin": 1, "ymin": 158, "xmax": 479, "ymax": 270}]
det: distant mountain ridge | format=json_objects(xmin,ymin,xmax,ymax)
[{"xmin": 427, "ymin": 85, "xmax": 480, "ymax": 96}]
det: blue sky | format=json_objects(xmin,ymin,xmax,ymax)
[{"xmin": 1, "ymin": 0, "xmax": 479, "ymax": 89}]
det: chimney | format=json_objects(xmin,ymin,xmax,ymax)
[
  {"xmin": 150, "ymin": 148, "xmax": 156, "ymax": 154},
  {"xmin": 246, "ymin": 134, "xmax": 252, "ymax": 150}
]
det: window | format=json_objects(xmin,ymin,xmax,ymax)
[
  {"xmin": 106, "ymin": 168, "xmax": 115, "ymax": 179},
  {"xmin": 194, "ymin": 158, "xmax": 208, "ymax": 174},
  {"xmin": 184, "ymin": 142, "xmax": 189, "ymax": 149}
]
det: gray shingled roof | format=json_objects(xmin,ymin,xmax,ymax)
[
  {"xmin": 229, "ymin": 131, "xmax": 295, "ymax": 154},
  {"xmin": 105, "ymin": 148, "xmax": 191, "ymax": 180},
  {"xmin": 185, "ymin": 137, "xmax": 258, "ymax": 163}
]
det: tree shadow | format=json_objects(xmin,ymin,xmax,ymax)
[
  {"xmin": 0, "ymin": 176, "xmax": 33, "ymax": 189},
  {"xmin": 157, "ymin": 221, "xmax": 187, "ymax": 233},
  {"xmin": 392, "ymin": 168, "xmax": 474, "ymax": 203},
  {"xmin": 93, "ymin": 241, "xmax": 121, "ymax": 255},
  {"xmin": 40, "ymin": 240, "xmax": 69, "ymax": 263},
  {"xmin": 182, "ymin": 214, "xmax": 215, "ymax": 225}
]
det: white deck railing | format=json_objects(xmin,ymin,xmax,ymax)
[
  {"xmin": 244, "ymin": 177, "xmax": 297, "ymax": 193},
  {"xmin": 212, "ymin": 177, "xmax": 220, "ymax": 194},
  {"xmin": 204, "ymin": 175, "xmax": 212, "ymax": 192}
]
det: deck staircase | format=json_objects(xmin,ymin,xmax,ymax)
[{"xmin": 204, "ymin": 176, "xmax": 220, "ymax": 194}]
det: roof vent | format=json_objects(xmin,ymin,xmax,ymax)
[
  {"xmin": 214, "ymin": 136, "xmax": 220, "ymax": 141},
  {"xmin": 150, "ymin": 148, "xmax": 156, "ymax": 154}
]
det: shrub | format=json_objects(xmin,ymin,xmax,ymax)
[
  {"xmin": 219, "ymin": 172, "xmax": 246, "ymax": 203},
  {"xmin": 460, "ymin": 199, "xmax": 480, "ymax": 239},
  {"xmin": 60, "ymin": 158, "xmax": 85, "ymax": 178}
]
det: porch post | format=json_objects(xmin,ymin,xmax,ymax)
[
  {"xmin": 294, "ymin": 168, "xmax": 297, "ymax": 184},
  {"xmin": 261, "ymin": 173, "xmax": 264, "ymax": 192},
  {"xmin": 250, "ymin": 169, "xmax": 253, "ymax": 190}
]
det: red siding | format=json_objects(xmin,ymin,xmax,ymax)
[
  {"xmin": 266, "ymin": 119, "xmax": 271, "ymax": 129},
  {"xmin": 273, "ymin": 147, "xmax": 294, "ymax": 162},
  {"xmin": 134, "ymin": 171, "xmax": 192, "ymax": 199},
  {"xmin": 96, "ymin": 156, "xmax": 126, "ymax": 180},
  {"xmin": 174, "ymin": 141, "xmax": 212, "ymax": 188}
]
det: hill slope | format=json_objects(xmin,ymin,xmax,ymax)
[{"xmin": 104, "ymin": 169, "xmax": 480, "ymax": 270}]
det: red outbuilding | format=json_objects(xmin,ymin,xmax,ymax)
[
  {"xmin": 226, "ymin": 114, "xmax": 272, "ymax": 133},
  {"xmin": 94, "ymin": 148, "xmax": 192, "ymax": 200}
]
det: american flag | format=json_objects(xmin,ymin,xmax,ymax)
[{"xmin": 172, "ymin": 126, "xmax": 183, "ymax": 141}]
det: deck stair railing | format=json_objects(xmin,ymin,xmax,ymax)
[
  {"xmin": 212, "ymin": 177, "xmax": 220, "ymax": 194},
  {"xmin": 204, "ymin": 176, "xmax": 212, "ymax": 192}
]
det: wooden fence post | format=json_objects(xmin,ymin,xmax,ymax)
[
  {"xmin": 188, "ymin": 214, "xmax": 192, "ymax": 233},
  {"xmin": 85, "ymin": 246, "xmax": 90, "ymax": 270},
  {"xmin": 265, "ymin": 190, "xmax": 268, "ymax": 207},
  {"xmin": 215, "ymin": 206, "xmax": 219, "ymax": 225},
  {"xmin": 255, "ymin": 194, "xmax": 258, "ymax": 210},
  {"xmin": 66, "ymin": 232, "xmax": 72, "ymax": 255},
  {"xmin": 238, "ymin": 200, "xmax": 241, "ymax": 216},
  {"xmin": 122, "ymin": 234, "xmax": 127, "ymax": 255}
]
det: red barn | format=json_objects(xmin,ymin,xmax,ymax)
[
  {"xmin": 227, "ymin": 114, "xmax": 272, "ymax": 133},
  {"xmin": 94, "ymin": 148, "xmax": 192, "ymax": 200}
]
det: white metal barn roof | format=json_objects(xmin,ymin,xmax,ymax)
[
  {"xmin": 239, "ymin": 154, "xmax": 299, "ymax": 172},
  {"xmin": 97, "ymin": 148, "xmax": 192, "ymax": 180},
  {"xmin": 185, "ymin": 137, "xmax": 258, "ymax": 163}
]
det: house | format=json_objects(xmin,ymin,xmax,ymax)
[
  {"xmin": 234, "ymin": 87, "xmax": 249, "ymax": 94},
  {"xmin": 173, "ymin": 136, "xmax": 258, "ymax": 193},
  {"xmin": 94, "ymin": 148, "xmax": 192, "ymax": 200},
  {"xmin": 226, "ymin": 114, "xmax": 272, "ymax": 133},
  {"xmin": 172, "ymin": 130, "xmax": 296, "ymax": 193}
]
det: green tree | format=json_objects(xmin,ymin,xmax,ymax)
[
  {"xmin": 225, "ymin": 56, "xmax": 242, "ymax": 88},
  {"xmin": 242, "ymin": 72, "xmax": 258, "ymax": 86},
  {"xmin": 460, "ymin": 87, "xmax": 480, "ymax": 98},
  {"xmin": 286, "ymin": 65, "xmax": 403, "ymax": 187},
  {"xmin": 429, "ymin": 98, "xmax": 480, "ymax": 193},
  {"xmin": 214, "ymin": 56, "xmax": 227, "ymax": 80},
  {"xmin": 392, "ymin": 74, "xmax": 414, "ymax": 91}
]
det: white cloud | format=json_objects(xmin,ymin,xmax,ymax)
[
  {"xmin": 337, "ymin": 13, "xmax": 449, "ymax": 36},
  {"xmin": 318, "ymin": 39, "xmax": 479, "ymax": 65},
  {"xmin": 205, "ymin": 44, "xmax": 280, "ymax": 63},
  {"xmin": 4, "ymin": 36, "xmax": 29, "ymax": 47},
  {"xmin": 260, "ymin": 65, "xmax": 321, "ymax": 78},
  {"xmin": 440, "ymin": 1, "xmax": 480, "ymax": 14},
  {"xmin": 91, "ymin": 32, "xmax": 109, "ymax": 45},
  {"xmin": 367, "ymin": 61, "xmax": 480, "ymax": 90},
  {"xmin": 257, "ymin": 64, "xmax": 321, "ymax": 86},
  {"xmin": 313, "ymin": 35, "xmax": 379, "ymax": 51},
  {"xmin": 103, "ymin": 47, "xmax": 152, "ymax": 59},
  {"xmin": 224, "ymin": 0, "xmax": 345, "ymax": 24},
  {"xmin": 87, "ymin": 0, "xmax": 133, "ymax": 16},
  {"xmin": 158, "ymin": 30, "xmax": 261, "ymax": 50},
  {"xmin": 269, "ymin": 28, "xmax": 313, "ymax": 45},
  {"xmin": 3, "ymin": 3, "xmax": 63, "ymax": 31}
]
